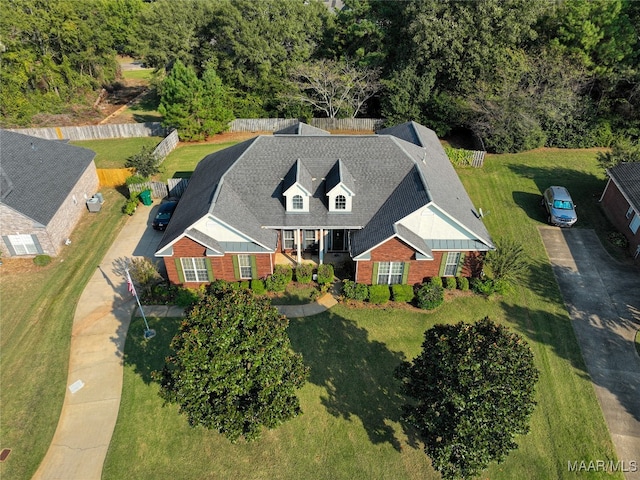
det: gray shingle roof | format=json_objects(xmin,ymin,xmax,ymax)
[
  {"xmin": 157, "ymin": 122, "xmax": 493, "ymax": 255},
  {"xmin": 325, "ymin": 158, "xmax": 355, "ymax": 194},
  {"xmin": 274, "ymin": 122, "xmax": 330, "ymax": 136},
  {"xmin": 608, "ymin": 162, "xmax": 640, "ymax": 211},
  {"xmin": 0, "ymin": 129, "xmax": 96, "ymax": 226}
]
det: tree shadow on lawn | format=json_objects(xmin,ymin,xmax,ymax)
[
  {"xmin": 504, "ymin": 256, "xmax": 640, "ymax": 423},
  {"xmin": 121, "ymin": 315, "xmax": 182, "ymax": 385},
  {"xmin": 508, "ymin": 164, "xmax": 607, "ymax": 229},
  {"xmin": 288, "ymin": 312, "xmax": 419, "ymax": 452}
]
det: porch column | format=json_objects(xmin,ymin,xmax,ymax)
[
  {"xmin": 296, "ymin": 228, "xmax": 301, "ymax": 264},
  {"xmin": 319, "ymin": 228, "xmax": 324, "ymax": 264}
]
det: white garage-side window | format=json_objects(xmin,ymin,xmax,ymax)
[
  {"xmin": 8, "ymin": 234, "xmax": 39, "ymax": 255},
  {"xmin": 630, "ymin": 213, "xmax": 640, "ymax": 234},
  {"xmin": 180, "ymin": 258, "xmax": 209, "ymax": 282}
]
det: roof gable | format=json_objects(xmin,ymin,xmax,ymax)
[
  {"xmin": 0, "ymin": 129, "xmax": 96, "ymax": 226},
  {"xmin": 608, "ymin": 162, "xmax": 640, "ymax": 210}
]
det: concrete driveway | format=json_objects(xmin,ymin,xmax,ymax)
[
  {"xmin": 540, "ymin": 227, "xmax": 640, "ymax": 479},
  {"xmin": 32, "ymin": 202, "xmax": 171, "ymax": 480}
]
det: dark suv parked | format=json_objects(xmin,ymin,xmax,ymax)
[{"xmin": 152, "ymin": 201, "xmax": 177, "ymax": 231}]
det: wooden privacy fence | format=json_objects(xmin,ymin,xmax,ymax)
[
  {"xmin": 228, "ymin": 118, "xmax": 385, "ymax": 133},
  {"xmin": 128, "ymin": 181, "xmax": 170, "ymax": 199},
  {"xmin": 168, "ymin": 178, "xmax": 189, "ymax": 198},
  {"xmin": 153, "ymin": 129, "xmax": 179, "ymax": 162},
  {"xmin": 9, "ymin": 122, "xmax": 169, "ymax": 141},
  {"xmin": 97, "ymin": 168, "xmax": 135, "ymax": 187},
  {"xmin": 126, "ymin": 178, "xmax": 190, "ymax": 199},
  {"xmin": 471, "ymin": 151, "xmax": 485, "ymax": 168}
]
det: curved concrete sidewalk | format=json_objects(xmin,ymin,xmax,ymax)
[
  {"xmin": 540, "ymin": 227, "xmax": 640, "ymax": 480},
  {"xmin": 33, "ymin": 203, "xmax": 336, "ymax": 480},
  {"xmin": 32, "ymin": 204, "xmax": 166, "ymax": 480}
]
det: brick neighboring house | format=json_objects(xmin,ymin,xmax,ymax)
[
  {"xmin": 0, "ymin": 129, "xmax": 99, "ymax": 257},
  {"xmin": 155, "ymin": 121, "xmax": 494, "ymax": 287},
  {"xmin": 599, "ymin": 162, "xmax": 640, "ymax": 258}
]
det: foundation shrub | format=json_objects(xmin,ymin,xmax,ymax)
[
  {"xmin": 369, "ymin": 284, "xmax": 390, "ymax": 304},
  {"xmin": 391, "ymin": 284, "xmax": 414, "ymax": 303}
]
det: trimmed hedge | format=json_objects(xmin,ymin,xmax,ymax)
[
  {"xmin": 369, "ymin": 284, "xmax": 390, "ymax": 304},
  {"xmin": 250, "ymin": 279, "xmax": 266, "ymax": 295},
  {"xmin": 239, "ymin": 280, "xmax": 250, "ymax": 290},
  {"xmin": 444, "ymin": 276, "xmax": 457, "ymax": 290},
  {"xmin": 391, "ymin": 284, "xmax": 414, "ymax": 303},
  {"xmin": 274, "ymin": 264, "xmax": 293, "ymax": 283},
  {"xmin": 295, "ymin": 263, "xmax": 313, "ymax": 283},
  {"xmin": 317, "ymin": 263, "xmax": 334, "ymax": 285},
  {"xmin": 430, "ymin": 276, "xmax": 443, "ymax": 288},
  {"xmin": 342, "ymin": 280, "xmax": 369, "ymax": 301},
  {"xmin": 416, "ymin": 282, "xmax": 444, "ymax": 310},
  {"xmin": 33, "ymin": 254, "xmax": 52, "ymax": 267},
  {"xmin": 457, "ymin": 276, "xmax": 469, "ymax": 291}
]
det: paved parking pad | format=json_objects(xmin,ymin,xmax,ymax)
[{"xmin": 540, "ymin": 227, "xmax": 640, "ymax": 479}]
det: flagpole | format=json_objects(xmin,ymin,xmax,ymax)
[{"xmin": 125, "ymin": 268, "xmax": 155, "ymax": 339}]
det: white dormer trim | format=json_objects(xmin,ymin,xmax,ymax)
[
  {"xmin": 327, "ymin": 184, "xmax": 353, "ymax": 212},
  {"xmin": 283, "ymin": 183, "xmax": 310, "ymax": 212}
]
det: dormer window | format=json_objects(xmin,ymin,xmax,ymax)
[
  {"xmin": 326, "ymin": 159, "xmax": 355, "ymax": 213},
  {"xmin": 282, "ymin": 159, "xmax": 312, "ymax": 213}
]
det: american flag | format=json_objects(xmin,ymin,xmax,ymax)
[{"xmin": 126, "ymin": 270, "xmax": 137, "ymax": 297}]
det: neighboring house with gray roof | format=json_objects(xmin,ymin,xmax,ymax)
[
  {"xmin": 599, "ymin": 162, "xmax": 640, "ymax": 258},
  {"xmin": 156, "ymin": 122, "xmax": 494, "ymax": 286},
  {"xmin": 0, "ymin": 129, "xmax": 99, "ymax": 257}
]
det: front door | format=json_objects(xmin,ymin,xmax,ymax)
[{"xmin": 331, "ymin": 229, "xmax": 345, "ymax": 251}]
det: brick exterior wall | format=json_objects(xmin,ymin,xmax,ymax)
[
  {"xmin": 165, "ymin": 236, "xmax": 274, "ymax": 287},
  {"xmin": 355, "ymin": 236, "xmax": 483, "ymax": 284},
  {"xmin": 46, "ymin": 161, "xmax": 99, "ymax": 254},
  {"xmin": 0, "ymin": 161, "xmax": 99, "ymax": 257},
  {"xmin": 601, "ymin": 181, "xmax": 640, "ymax": 255}
]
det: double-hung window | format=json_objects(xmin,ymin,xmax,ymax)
[
  {"xmin": 377, "ymin": 262, "xmax": 404, "ymax": 285},
  {"xmin": 443, "ymin": 252, "xmax": 461, "ymax": 276},
  {"xmin": 180, "ymin": 258, "xmax": 209, "ymax": 282},
  {"xmin": 626, "ymin": 206, "xmax": 634, "ymax": 219},
  {"xmin": 283, "ymin": 230, "xmax": 295, "ymax": 249},
  {"xmin": 7, "ymin": 234, "xmax": 39, "ymax": 255},
  {"xmin": 630, "ymin": 213, "xmax": 640, "ymax": 234},
  {"xmin": 238, "ymin": 255, "xmax": 252, "ymax": 279}
]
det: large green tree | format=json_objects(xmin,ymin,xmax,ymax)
[
  {"xmin": 158, "ymin": 60, "xmax": 234, "ymax": 141},
  {"xmin": 395, "ymin": 317, "xmax": 539, "ymax": 480},
  {"xmin": 0, "ymin": 0, "xmax": 124, "ymax": 126},
  {"xmin": 156, "ymin": 285, "xmax": 309, "ymax": 442}
]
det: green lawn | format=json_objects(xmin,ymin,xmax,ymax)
[
  {"xmin": 122, "ymin": 68, "xmax": 154, "ymax": 82},
  {"xmin": 104, "ymin": 148, "xmax": 622, "ymax": 479},
  {"xmin": 268, "ymin": 283, "xmax": 320, "ymax": 305},
  {"xmin": 71, "ymin": 137, "xmax": 163, "ymax": 168},
  {"xmin": 0, "ymin": 188, "xmax": 129, "ymax": 480},
  {"xmin": 158, "ymin": 142, "xmax": 240, "ymax": 181}
]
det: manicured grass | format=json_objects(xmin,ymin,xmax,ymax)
[
  {"xmin": 122, "ymin": 68, "xmax": 154, "ymax": 82},
  {"xmin": 158, "ymin": 142, "xmax": 240, "ymax": 181},
  {"xmin": 71, "ymin": 137, "xmax": 163, "ymax": 168},
  {"xmin": 103, "ymin": 147, "xmax": 623, "ymax": 479},
  {"xmin": 0, "ymin": 188, "xmax": 129, "ymax": 480},
  {"xmin": 268, "ymin": 283, "xmax": 319, "ymax": 305}
]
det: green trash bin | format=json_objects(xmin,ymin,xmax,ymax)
[{"xmin": 139, "ymin": 189, "xmax": 152, "ymax": 206}]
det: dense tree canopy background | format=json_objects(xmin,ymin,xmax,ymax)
[{"xmin": 2, "ymin": 0, "xmax": 639, "ymax": 152}]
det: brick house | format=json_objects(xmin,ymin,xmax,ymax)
[
  {"xmin": 0, "ymin": 130, "xmax": 99, "ymax": 257},
  {"xmin": 155, "ymin": 121, "xmax": 494, "ymax": 287},
  {"xmin": 599, "ymin": 162, "xmax": 640, "ymax": 258}
]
